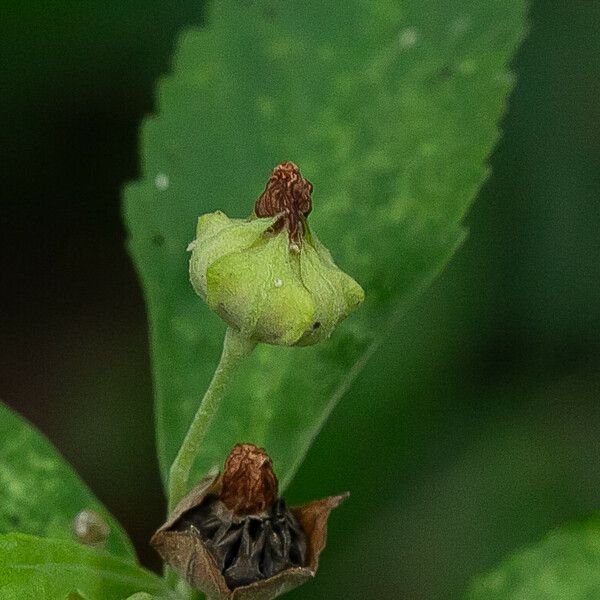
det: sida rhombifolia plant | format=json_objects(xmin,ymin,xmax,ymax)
[
  {"xmin": 8, "ymin": 3, "xmax": 593, "ymax": 600},
  {"xmin": 152, "ymin": 161, "xmax": 363, "ymax": 599}
]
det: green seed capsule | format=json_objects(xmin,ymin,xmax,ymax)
[{"xmin": 188, "ymin": 162, "xmax": 364, "ymax": 346}]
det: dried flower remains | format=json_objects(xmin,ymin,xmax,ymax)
[
  {"xmin": 152, "ymin": 444, "xmax": 348, "ymax": 600},
  {"xmin": 255, "ymin": 161, "xmax": 313, "ymax": 251}
]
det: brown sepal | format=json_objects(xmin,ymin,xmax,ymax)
[{"xmin": 151, "ymin": 473, "xmax": 348, "ymax": 600}]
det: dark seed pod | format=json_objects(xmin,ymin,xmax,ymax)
[{"xmin": 151, "ymin": 444, "xmax": 348, "ymax": 600}]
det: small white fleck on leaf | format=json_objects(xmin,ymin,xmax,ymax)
[
  {"xmin": 398, "ymin": 27, "xmax": 419, "ymax": 49},
  {"xmin": 155, "ymin": 173, "xmax": 170, "ymax": 190}
]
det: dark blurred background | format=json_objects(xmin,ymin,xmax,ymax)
[{"xmin": 1, "ymin": 2, "xmax": 599, "ymax": 599}]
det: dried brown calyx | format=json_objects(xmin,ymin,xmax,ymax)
[
  {"xmin": 151, "ymin": 444, "xmax": 348, "ymax": 600},
  {"xmin": 255, "ymin": 161, "xmax": 313, "ymax": 250}
]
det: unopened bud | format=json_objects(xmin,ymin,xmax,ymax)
[{"xmin": 188, "ymin": 162, "xmax": 364, "ymax": 346}]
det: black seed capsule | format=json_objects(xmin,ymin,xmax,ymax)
[
  {"xmin": 151, "ymin": 444, "xmax": 349, "ymax": 600},
  {"xmin": 175, "ymin": 495, "xmax": 307, "ymax": 589}
]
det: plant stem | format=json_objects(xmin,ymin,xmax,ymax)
[{"xmin": 168, "ymin": 326, "xmax": 256, "ymax": 511}]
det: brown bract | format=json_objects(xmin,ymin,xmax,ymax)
[
  {"xmin": 255, "ymin": 161, "xmax": 313, "ymax": 248},
  {"xmin": 151, "ymin": 473, "xmax": 348, "ymax": 600}
]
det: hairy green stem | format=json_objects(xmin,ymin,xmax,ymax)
[{"xmin": 168, "ymin": 326, "xmax": 256, "ymax": 511}]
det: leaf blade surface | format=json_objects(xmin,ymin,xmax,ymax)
[
  {"xmin": 0, "ymin": 534, "xmax": 169, "ymax": 600},
  {"xmin": 466, "ymin": 518, "xmax": 600, "ymax": 600},
  {"xmin": 124, "ymin": 0, "xmax": 527, "ymax": 489},
  {"xmin": 0, "ymin": 402, "xmax": 136, "ymax": 561}
]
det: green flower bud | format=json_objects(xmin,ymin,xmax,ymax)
[{"xmin": 188, "ymin": 162, "xmax": 364, "ymax": 346}]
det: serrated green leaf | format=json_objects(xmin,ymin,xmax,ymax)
[
  {"xmin": 0, "ymin": 534, "xmax": 170, "ymax": 600},
  {"xmin": 0, "ymin": 402, "xmax": 135, "ymax": 561},
  {"xmin": 124, "ymin": 0, "xmax": 526, "ymax": 490},
  {"xmin": 465, "ymin": 518, "xmax": 600, "ymax": 599}
]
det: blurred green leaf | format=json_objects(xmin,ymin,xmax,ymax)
[
  {"xmin": 0, "ymin": 534, "xmax": 170, "ymax": 600},
  {"xmin": 66, "ymin": 592, "xmax": 91, "ymax": 600},
  {"xmin": 0, "ymin": 402, "xmax": 135, "ymax": 561},
  {"xmin": 466, "ymin": 517, "xmax": 600, "ymax": 599},
  {"xmin": 124, "ymin": 0, "xmax": 526, "ymax": 490}
]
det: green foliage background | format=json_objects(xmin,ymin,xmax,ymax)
[{"xmin": 1, "ymin": 1, "xmax": 599, "ymax": 599}]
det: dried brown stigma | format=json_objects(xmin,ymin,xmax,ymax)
[
  {"xmin": 220, "ymin": 443, "xmax": 278, "ymax": 515},
  {"xmin": 255, "ymin": 161, "xmax": 313, "ymax": 249}
]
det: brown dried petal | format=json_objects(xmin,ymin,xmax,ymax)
[
  {"xmin": 151, "ymin": 474, "xmax": 230, "ymax": 597},
  {"xmin": 229, "ymin": 567, "xmax": 312, "ymax": 600},
  {"xmin": 158, "ymin": 471, "xmax": 221, "ymax": 531},
  {"xmin": 255, "ymin": 161, "xmax": 313, "ymax": 246},
  {"xmin": 220, "ymin": 444, "xmax": 278, "ymax": 515},
  {"xmin": 151, "ymin": 473, "xmax": 348, "ymax": 600},
  {"xmin": 293, "ymin": 493, "xmax": 350, "ymax": 572}
]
